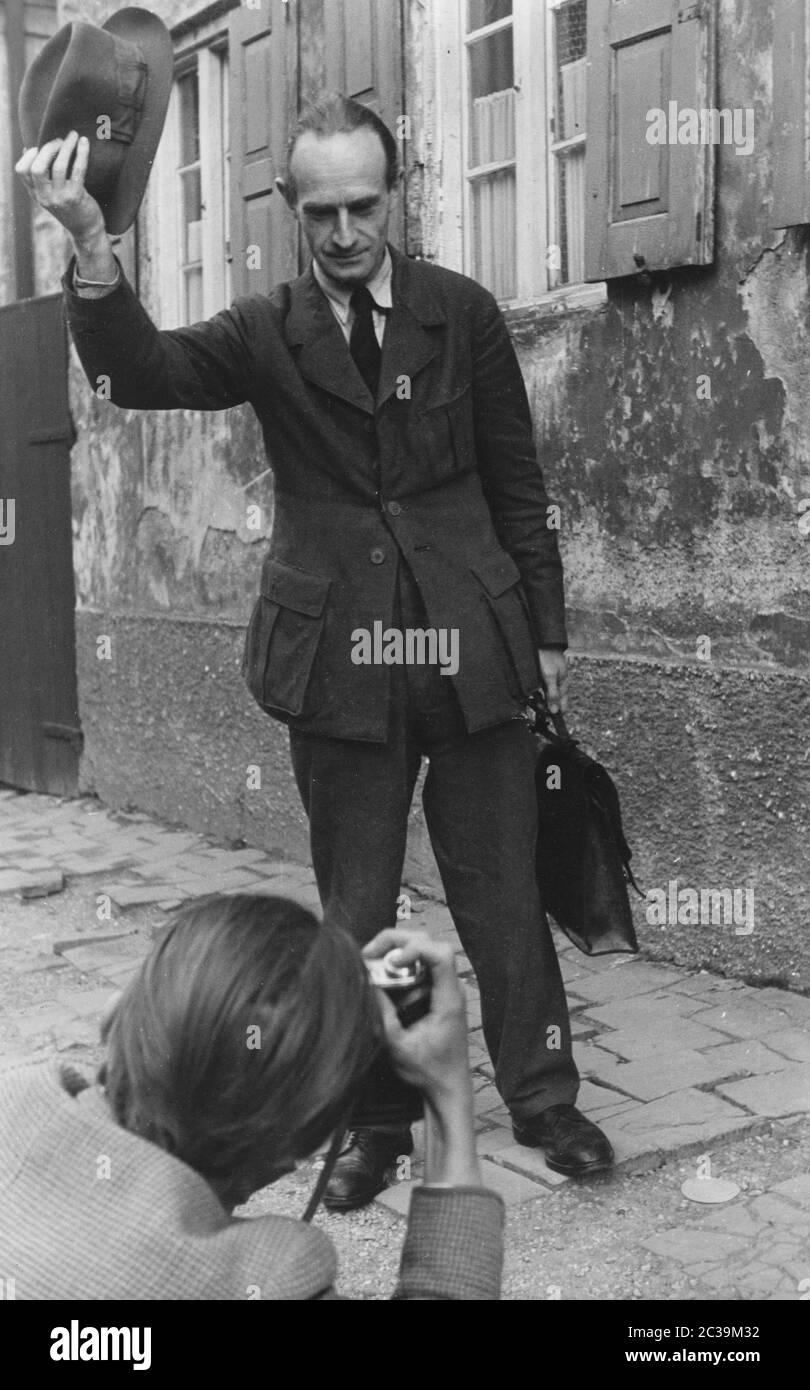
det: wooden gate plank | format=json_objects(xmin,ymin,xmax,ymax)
[{"xmin": 0, "ymin": 294, "xmax": 80, "ymax": 796}]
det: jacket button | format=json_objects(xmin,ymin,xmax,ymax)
[
  {"xmin": 387, "ymin": 500, "xmax": 402, "ymax": 516},
  {"xmin": 370, "ymin": 547, "xmax": 386, "ymax": 564}
]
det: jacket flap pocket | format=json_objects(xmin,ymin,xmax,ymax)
[
  {"xmin": 260, "ymin": 559, "xmax": 331, "ymax": 616},
  {"xmin": 472, "ymin": 551, "xmax": 523, "ymax": 598},
  {"xmin": 420, "ymin": 381, "xmax": 472, "ymax": 414}
]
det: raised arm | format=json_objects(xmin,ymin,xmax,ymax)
[{"xmin": 16, "ymin": 131, "xmax": 254, "ymax": 412}]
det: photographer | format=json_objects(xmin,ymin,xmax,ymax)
[{"xmin": 0, "ymin": 895, "xmax": 503, "ymax": 1300}]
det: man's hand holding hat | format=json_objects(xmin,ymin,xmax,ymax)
[
  {"xmin": 16, "ymin": 133, "xmax": 117, "ymax": 288},
  {"xmin": 16, "ymin": 130, "xmax": 99, "ymax": 238},
  {"xmin": 14, "ymin": 8, "xmax": 173, "ymax": 287}
]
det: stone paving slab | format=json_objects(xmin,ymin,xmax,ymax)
[
  {"xmin": 486, "ymin": 1142, "xmax": 571, "ymax": 1188},
  {"xmin": 106, "ymin": 884, "xmax": 190, "ymax": 908},
  {"xmin": 574, "ymin": 1041, "xmax": 641, "ymax": 1087},
  {"xmin": 715, "ymin": 1066, "xmax": 810, "ymax": 1118},
  {"xmin": 0, "ymin": 869, "xmax": 60, "ymax": 893},
  {"xmin": 692, "ymin": 998, "xmax": 803, "ymax": 1039},
  {"xmin": 691, "ymin": 1038, "xmax": 799, "ymax": 1076},
  {"xmin": 579, "ymin": 991, "xmax": 715, "ymax": 1032},
  {"xmin": 561, "ymin": 962, "xmax": 683, "ymax": 1003},
  {"xmin": 584, "ymin": 1050, "xmax": 736, "ymax": 1102},
  {"xmin": 774, "ymin": 1173, "xmax": 810, "ymax": 1202},
  {"xmin": 475, "ymin": 1125, "xmax": 516, "ymax": 1158},
  {"xmin": 593, "ymin": 1018, "xmax": 733, "ymax": 1057},
  {"xmin": 575, "ymin": 1078, "xmax": 639, "ymax": 1116},
  {"xmin": 762, "ymin": 1028, "xmax": 810, "ymax": 1063},
  {"xmin": 602, "ymin": 1092, "xmax": 759, "ymax": 1158}
]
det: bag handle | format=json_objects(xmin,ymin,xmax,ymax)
[{"xmin": 527, "ymin": 691, "xmax": 576, "ymax": 744}]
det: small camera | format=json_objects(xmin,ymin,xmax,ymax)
[{"xmin": 366, "ymin": 950, "xmax": 431, "ymax": 1028}]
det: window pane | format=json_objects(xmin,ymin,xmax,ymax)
[
  {"xmin": 557, "ymin": 149, "xmax": 585, "ymax": 283},
  {"xmin": 471, "ymin": 168, "xmax": 516, "ymax": 300},
  {"xmin": 178, "ymin": 72, "xmax": 200, "ymax": 166},
  {"xmin": 468, "ymin": 30, "xmax": 515, "ymax": 167},
  {"xmin": 182, "ymin": 167, "xmax": 202, "ymax": 263},
  {"xmin": 467, "ymin": 0, "xmax": 512, "ymax": 32},
  {"xmin": 468, "ymin": 27, "xmax": 513, "ymax": 103},
  {"xmin": 555, "ymin": 0, "xmax": 587, "ymax": 138},
  {"xmin": 470, "ymin": 86, "xmax": 515, "ymax": 168},
  {"xmin": 184, "ymin": 267, "xmax": 203, "ymax": 324}
]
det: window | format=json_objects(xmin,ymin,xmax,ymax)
[
  {"xmin": 549, "ymin": 0, "xmax": 588, "ymax": 287},
  {"xmin": 151, "ymin": 39, "xmax": 230, "ymax": 327},
  {"xmin": 447, "ymin": 0, "xmax": 599, "ymax": 306},
  {"xmin": 438, "ymin": 0, "xmax": 714, "ymax": 298},
  {"xmin": 464, "ymin": 1, "xmax": 517, "ymax": 300},
  {"xmin": 178, "ymin": 69, "xmax": 204, "ymax": 323}
]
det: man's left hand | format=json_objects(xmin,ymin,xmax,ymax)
[{"xmin": 537, "ymin": 648, "xmax": 569, "ymax": 715}]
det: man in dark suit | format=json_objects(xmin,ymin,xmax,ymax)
[{"xmin": 18, "ymin": 93, "xmax": 613, "ymax": 1209}]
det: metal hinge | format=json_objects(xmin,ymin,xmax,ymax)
[{"xmin": 42, "ymin": 723, "xmax": 84, "ymax": 753}]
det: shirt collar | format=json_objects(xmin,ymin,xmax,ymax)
[{"xmin": 312, "ymin": 247, "xmax": 393, "ymax": 324}]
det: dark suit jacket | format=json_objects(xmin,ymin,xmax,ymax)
[{"xmin": 63, "ymin": 246, "xmax": 567, "ymax": 742}]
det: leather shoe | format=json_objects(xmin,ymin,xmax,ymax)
[
  {"xmin": 512, "ymin": 1104, "xmax": 614, "ymax": 1176},
  {"xmin": 323, "ymin": 1127, "xmax": 413, "ymax": 1211}
]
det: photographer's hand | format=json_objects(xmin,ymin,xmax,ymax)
[{"xmin": 363, "ymin": 929, "xmax": 481, "ymax": 1188}]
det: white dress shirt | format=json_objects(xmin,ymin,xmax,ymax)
[{"xmin": 312, "ymin": 248, "xmax": 393, "ymax": 347}]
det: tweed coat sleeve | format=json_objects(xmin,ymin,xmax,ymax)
[
  {"xmin": 62, "ymin": 257, "xmax": 255, "ymax": 411},
  {"xmin": 470, "ymin": 289, "xmax": 568, "ymax": 649},
  {"xmin": 314, "ymin": 1187, "xmax": 505, "ymax": 1301}
]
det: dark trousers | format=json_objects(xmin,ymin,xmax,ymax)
[{"xmin": 289, "ymin": 560, "xmax": 579, "ymax": 1126}]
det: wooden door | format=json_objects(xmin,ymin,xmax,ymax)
[{"xmin": 0, "ymin": 294, "xmax": 81, "ymax": 795}]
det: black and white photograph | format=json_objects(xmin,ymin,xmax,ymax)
[{"xmin": 0, "ymin": 0, "xmax": 808, "ymax": 1339}]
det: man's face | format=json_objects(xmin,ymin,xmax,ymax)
[{"xmin": 285, "ymin": 128, "xmax": 394, "ymax": 288}]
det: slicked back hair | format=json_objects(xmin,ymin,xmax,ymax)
[
  {"xmin": 102, "ymin": 894, "xmax": 382, "ymax": 1188},
  {"xmin": 284, "ymin": 91, "xmax": 400, "ymax": 200}
]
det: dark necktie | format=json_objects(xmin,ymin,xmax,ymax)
[{"xmin": 349, "ymin": 285, "xmax": 382, "ymax": 398}]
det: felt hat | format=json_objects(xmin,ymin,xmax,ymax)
[{"xmin": 18, "ymin": 7, "xmax": 173, "ymax": 235}]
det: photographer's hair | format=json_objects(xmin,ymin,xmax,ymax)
[
  {"xmin": 102, "ymin": 894, "xmax": 382, "ymax": 1195},
  {"xmin": 284, "ymin": 91, "xmax": 400, "ymax": 201}
]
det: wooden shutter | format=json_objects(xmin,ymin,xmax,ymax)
[
  {"xmin": 773, "ymin": 0, "xmax": 810, "ymax": 228},
  {"xmin": 229, "ymin": 0, "xmax": 297, "ymax": 295},
  {"xmin": 585, "ymin": 0, "xmax": 716, "ymax": 280},
  {"xmin": 321, "ymin": 0, "xmax": 405, "ymax": 247}
]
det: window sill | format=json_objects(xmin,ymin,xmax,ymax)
[{"xmin": 503, "ymin": 281, "xmax": 608, "ymax": 333}]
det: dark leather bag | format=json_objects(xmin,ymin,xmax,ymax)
[{"xmin": 529, "ymin": 695, "xmax": 641, "ymax": 956}]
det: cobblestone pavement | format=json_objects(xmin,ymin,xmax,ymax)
[{"xmin": 1, "ymin": 786, "xmax": 809, "ymax": 1298}]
